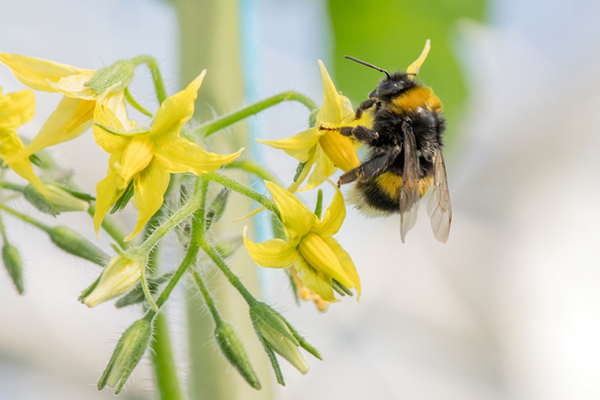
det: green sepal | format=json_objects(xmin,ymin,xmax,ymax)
[
  {"xmin": 85, "ymin": 60, "xmax": 134, "ymax": 95},
  {"xmin": 2, "ymin": 243, "xmax": 24, "ymax": 294},
  {"xmin": 313, "ymin": 189, "xmax": 323, "ymax": 219},
  {"xmin": 332, "ymin": 279, "xmax": 352, "ymax": 297},
  {"xmin": 214, "ymin": 321, "xmax": 261, "ymax": 389},
  {"xmin": 23, "ymin": 184, "xmax": 58, "ymax": 216},
  {"xmin": 205, "ymin": 187, "xmax": 230, "ymax": 231},
  {"xmin": 114, "ymin": 272, "xmax": 172, "ymax": 309},
  {"xmin": 97, "ymin": 315, "xmax": 154, "ymax": 394},
  {"xmin": 293, "ymin": 162, "xmax": 307, "ymax": 182},
  {"xmin": 110, "ymin": 180, "xmax": 134, "ymax": 214},
  {"xmin": 250, "ymin": 302, "xmax": 299, "ymax": 346}
]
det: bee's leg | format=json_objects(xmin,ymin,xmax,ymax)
[
  {"xmin": 320, "ymin": 125, "xmax": 379, "ymax": 145},
  {"xmin": 355, "ymin": 98, "xmax": 380, "ymax": 120},
  {"xmin": 338, "ymin": 148, "xmax": 400, "ymax": 187}
]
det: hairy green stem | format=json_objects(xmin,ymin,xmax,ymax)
[
  {"xmin": 151, "ymin": 313, "xmax": 185, "ymax": 400},
  {"xmin": 224, "ymin": 160, "xmax": 282, "ymax": 186},
  {"xmin": 205, "ymin": 172, "xmax": 280, "ymax": 220},
  {"xmin": 0, "ymin": 181, "xmax": 25, "ymax": 192},
  {"xmin": 130, "ymin": 55, "xmax": 168, "ymax": 105},
  {"xmin": 0, "ymin": 203, "xmax": 51, "ymax": 232},
  {"xmin": 192, "ymin": 269, "xmax": 223, "ymax": 324},
  {"xmin": 124, "ymin": 87, "xmax": 153, "ymax": 117},
  {"xmin": 194, "ymin": 90, "xmax": 318, "ymax": 137}
]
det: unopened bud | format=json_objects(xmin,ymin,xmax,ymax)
[
  {"xmin": 24, "ymin": 183, "xmax": 90, "ymax": 216},
  {"xmin": 49, "ymin": 226, "xmax": 107, "ymax": 265},
  {"xmin": 214, "ymin": 236, "xmax": 243, "ymax": 260},
  {"xmin": 2, "ymin": 243, "xmax": 23, "ymax": 294},
  {"xmin": 82, "ymin": 254, "xmax": 145, "ymax": 307},
  {"xmin": 215, "ymin": 321, "xmax": 261, "ymax": 389},
  {"xmin": 85, "ymin": 60, "xmax": 134, "ymax": 95},
  {"xmin": 98, "ymin": 316, "xmax": 153, "ymax": 394},
  {"xmin": 205, "ymin": 188, "xmax": 230, "ymax": 230}
]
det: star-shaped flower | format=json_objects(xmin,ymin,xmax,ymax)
[
  {"xmin": 244, "ymin": 181, "xmax": 359, "ymax": 301},
  {"xmin": 257, "ymin": 61, "xmax": 372, "ymax": 191},
  {"xmin": 0, "ymin": 52, "xmax": 132, "ymax": 165},
  {"xmin": 93, "ymin": 71, "xmax": 243, "ymax": 240},
  {"xmin": 0, "ymin": 86, "xmax": 46, "ymax": 195}
]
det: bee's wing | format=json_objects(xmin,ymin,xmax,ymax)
[
  {"xmin": 427, "ymin": 148, "xmax": 452, "ymax": 243},
  {"xmin": 399, "ymin": 125, "xmax": 420, "ymax": 243}
]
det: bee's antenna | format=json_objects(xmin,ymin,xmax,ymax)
[{"xmin": 344, "ymin": 56, "xmax": 391, "ymax": 79}]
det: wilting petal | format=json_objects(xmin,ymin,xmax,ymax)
[
  {"xmin": 127, "ymin": 160, "xmax": 170, "ymax": 240},
  {"xmin": 322, "ymin": 236, "xmax": 361, "ymax": 298},
  {"xmin": 0, "ymin": 89, "xmax": 35, "ymax": 130},
  {"xmin": 297, "ymin": 232, "xmax": 353, "ymax": 289},
  {"xmin": 94, "ymin": 154, "xmax": 127, "ymax": 235},
  {"xmin": 118, "ymin": 136, "xmax": 155, "ymax": 184},
  {"xmin": 48, "ymin": 74, "xmax": 96, "ymax": 100},
  {"xmin": 243, "ymin": 233, "xmax": 297, "ymax": 269},
  {"xmin": 154, "ymin": 137, "xmax": 242, "ymax": 175},
  {"xmin": 0, "ymin": 52, "xmax": 94, "ymax": 93},
  {"xmin": 256, "ymin": 128, "xmax": 321, "ymax": 163},
  {"xmin": 294, "ymin": 254, "xmax": 336, "ymax": 302},
  {"xmin": 314, "ymin": 185, "xmax": 346, "ymax": 236},
  {"xmin": 151, "ymin": 71, "xmax": 206, "ymax": 145},
  {"xmin": 0, "ymin": 129, "xmax": 46, "ymax": 195},
  {"xmin": 6, "ymin": 96, "xmax": 94, "ymax": 165},
  {"xmin": 264, "ymin": 181, "xmax": 318, "ymax": 242},
  {"xmin": 303, "ymin": 145, "xmax": 336, "ymax": 191}
]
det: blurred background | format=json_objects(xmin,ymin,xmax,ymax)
[{"xmin": 2, "ymin": 0, "xmax": 600, "ymax": 399}]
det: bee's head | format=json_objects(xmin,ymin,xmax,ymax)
[{"xmin": 369, "ymin": 74, "xmax": 416, "ymax": 101}]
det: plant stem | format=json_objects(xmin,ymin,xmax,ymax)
[
  {"xmin": 130, "ymin": 55, "xmax": 168, "ymax": 105},
  {"xmin": 194, "ymin": 90, "xmax": 318, "ymax": 137},
  {"xmin": 0, "ymin": 203, "xmax": 51, "ymax": 232},
  {"xmin": 192, "ymin": 269, "xmax": 223, "ymax": 324},
  {"xmin": 205, "ymin": 172, "xmax": 280, "ymax": 220},
  {"xmin": 0, "ymin": 181, "xmax": 25, "ymax": 192},
  {"xmin": 124, "ymin": 87, "xmax": 153, "ymax": 117},
  {"xmin": 224, "ymin": 160, "xmax": 282, "ymax": 186},
  {"xmin": 151, "ymin": 313, "xmax": 185, "ymax": 400}
]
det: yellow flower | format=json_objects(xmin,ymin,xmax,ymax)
[
  {"xmin": 0, "ymin": 86, "xmax": 47, "ymax": 195},
  {"xmin": 93, "ymin": 71, "xmax": 243, "ymax": 240},
  {"xmin": 244, "ymin": 181, "xmax": 360, "ymax": 302},
  {"xmin": 291, "ymin": 267, "xmax": 329, "ymax": 312},
  {"xmin": 257, "ymin": 61, "xmax": 372, "ymax": 191},
  {"xmin": 0, "ymin": 52, "xmax": 131, "ymax": 165}
]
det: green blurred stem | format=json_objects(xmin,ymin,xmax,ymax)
[
  {"xmin": 205, "ymin": 172, "xmax": 280, "ymax": 220},
  {"xmin": 124, "ymin": 87, "xmax": 153, "ymax": 117},
  {"xmin": 192, "ymin": 269, "xmax": 223, "ymax": 324},
  {"xmin": 224, "ymin": 160, "xmax": 283, "ymax": 186},
  {"xmin": 0, "ymin": 181, "xmax": 25, "ymax": 192},
  {"xmin": 0, "ymin": 203, "xmax": 51, "ymax": 232},
  {"xmin": 151, "ymin": 313, "xmax": 185, "ymax": 400},
  {"xmin": 194, "ymin": 90, "xmax": 318, "ymax": 137},
  {"xmin": 130, "ymin": 55, "xmax": 168, "ymax": 105}
]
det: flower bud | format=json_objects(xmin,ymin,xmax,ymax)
[
  {"xmin": 250, "ymin": 302, "xmax": 321, "ymax": 377},
  {"xmin": 85, "ymin": 60, "xmax": 134, "ymax": 95},
  {"xmin": 82, "ymin": 254, "xmax": 145, "ymax": 308},
  {"xmin": 48, "ymin": 226, "xmax": 107, "ymax": 265},
  {"xmin": 24, "ymin": 183, "xmax": 90, "ymax": 216},
  {"xmin": 98, "ymin": 317, "xmax": 153, "ymax": 394},
  {"xmin": 2, "ymin": 243, "xmax": 24, "ymax": 294},
  {"xmin": 215, "ymin": 321, "xmax": 261, "ymax": 389}
]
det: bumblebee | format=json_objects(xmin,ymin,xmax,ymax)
[{"xmin": 322, "ymin": 40, "xmax": 452, "ymax": 243}]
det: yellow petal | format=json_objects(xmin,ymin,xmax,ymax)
[
  {"xmin": 127, "ymin": 160, "xmax": 171, "ymax": 240},
  {"xmin": 154, "ymin": 137, "xmax": 242, "ymax": 175},
  {"xmin": 322, "ymin": 236, "xmax": 361, "ymax": 298},
  {"xmin": 294, "ymin": 254, "xmax": 336, "ymax": 302},
  {"xmin": 0, "ymin": 89, "xmax": 35, "ymax": 131},
  {"xmin": 5, "ymin": 96, "xmax": 94, "ymax": 165},
  {"xmin": 47, "ymin": 74, "xmax": 96, "ymax": 100},
  {"xmin": 0, "ymin": 52, "xmax": 94, "ymax": 92},
  {"xmin": 264, "ymin": 181, "xmax": 318, "ymax": 242},
  {"xmin": 151, "ymin": 71, "xmax": 206, "ymax": 144},
  {"xmin": 94, "ymin": 154, "xmax": 127, "ymax": 236},
  {"xmin": 316, "ymin": 60, "xmax": 347, "ymax": 125},
  {"xmin": 318, "ymin": 130, "xmax": 360, "ymax": 172},
  {"xmin": 243, "ymin": 231, "xmax": 297, "ymax": 268},
  {"xmin": 256, "ymin": 127, "xmax": 321, "ymax": 163},
  {"xmin": 286, "ymin": 158, "xmax": 314, "ymax": 194},
  {"xmin": 92, "ymin": 100, "xmax": 130, "ymax": 154},
  {"xmin": 297, "ymin": 232, "xmax": 353, "ymax": 289},
  {"xmin": 0, "ymin": 129, "xmax": 47, "ymax": 195},
  {"xmin": 118, "ymin": 136, "xmax": 155, "ymax": 185},
  {"xmin": 302, "ymin": 145, "xmax": 336, "ymax": 191},
  {"xmin": 407, "ymin": 39, "xmax": 431, "ymax": 76},
  {"xmin": 314, "ymin": 184, "xmax": 346, "ymax": 237},
  {"xmin": 101, "ymin": 91, "xmax": 136, "ymax": 131}
]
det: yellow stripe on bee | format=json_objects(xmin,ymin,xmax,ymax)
[
  {"xmin": 375, "ymin": 172, "xmax": 433, "ymax": 198},
  {"xmin": 389, "ymin": 86, "xmax": 442, "ymax": 114}
]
